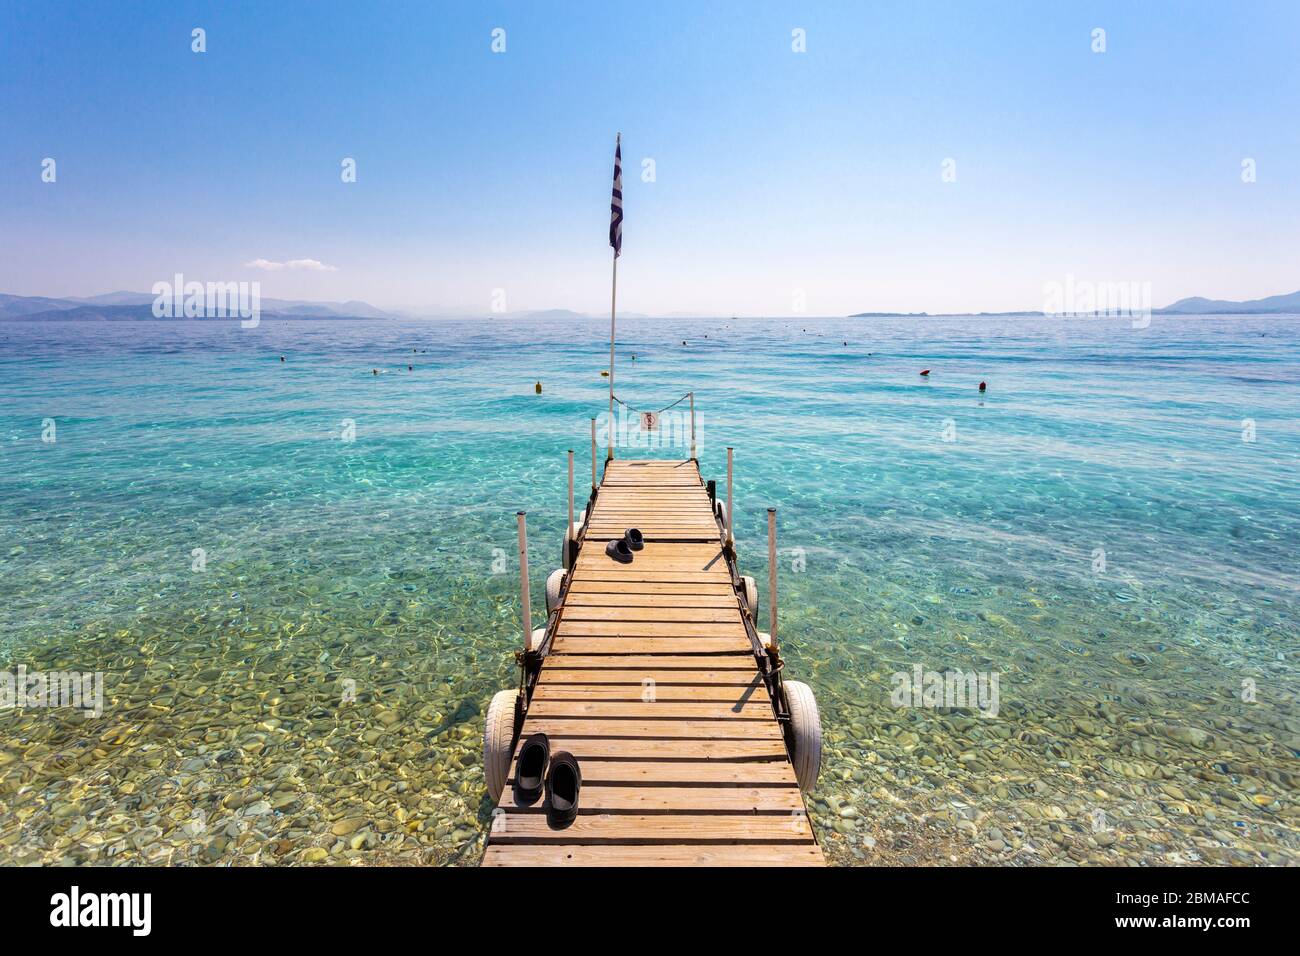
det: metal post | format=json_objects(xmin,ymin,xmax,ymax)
[
  {"xmin": 590, "ymin": 418, "xmax": 598, "ymax": 491},
  {"xmin": 767, "ymin": 508, "xmax": 778, "ymax": 652},
  {"xmin": 726, "ymin": 447, "xmax": 734, "ymax": 549},
  {"xmin": 689, "ymin": 391, "xmax": 696, "ymax": 460},
  {"xmin": 567, "ymin": 449, "xmax": 575, "ymax": 567},
  {"xmin": 607, "ymin": 255, "xmax": 617, "ymax": 462},
  {"xmin": 517, "ymin": 511, "xmax": 531, "ymax": 660}
]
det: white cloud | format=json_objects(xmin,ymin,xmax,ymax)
[{"xmin": 244, "ymin": 258, "xmax": 338, "ymax": 272}]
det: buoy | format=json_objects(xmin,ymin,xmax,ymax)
[
  {"xmin": 919, "ymin": 369, "xmax": 930, "ymax": 376},
  {"xmin": 279, "ymin": 356, "xmax": 285, "ymax": 362},
  {"xmin": 631, "ymin": 354, "xmax": 636, "ymax": 361},
  {"xmin": 682, "ymin": 340, "xmax": 687, "ymax": 345},
  {"xmin": 482, "ymin": 689, "xmax": 517, "ymax": 802},
  {"xmin": 978, "ymin": 381, "xmax": 986, "ymax": 392},
  {"xmin": 408, "ymin": 365, "xmax": 413, "ymax": 371},
  {"xmin": 600, "ymin": 371, "xmax": 609, "ymax": 377},
  {"xmin": 535, "ymin": 381, "xmax": 542, "ymax": 394},
  {"xmin": 784, "ymin": 681, "xmax": 823, "ymax": 791}
]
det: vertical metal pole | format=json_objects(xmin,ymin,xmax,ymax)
[
  {"xmin": 726, "ymin": 447, "xmax": 734, "ymax": 549},
  {"xmin": 767, "ymin": 508, "xmax": 778, "ymax": 652},
  {"xmin": 689, "ymin": 391, "xmax": 696, "ymax": 460},
  {"xmin": 607, "ymin": 254, "xmax": 617, "ymax": 461},
  {"xmin": 567, "ymin": 450, "xmax": 575, "ymax": 567},
  {"xmin": 517, "ymin": 511, "xmax": 531, "ymax": 659},
  {"xmin": 590, "ymin": 418, "xmax": 597, "ymax": 491}
]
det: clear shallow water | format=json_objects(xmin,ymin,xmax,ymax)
[{"xmin": 0, "ymin": 314, "xmax": 1296, "ymax": 866}]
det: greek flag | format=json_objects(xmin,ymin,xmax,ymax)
[{"xmin": 609, "ymin": 134, "xmax": 622, "ymax": 258}]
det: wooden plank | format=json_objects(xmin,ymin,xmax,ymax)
[
  {"xmin": 556, "ymin": 621, "xmax": 748, "ymax": 637},
  {"xmin": 485, "ymin": 813, "xmax": 816, "ymax": 844},
  {"xmin": 564, "ymin": 581, "xmax": 736, "ymax": 595},
  {"xmin": 532, "ymin": 684, "xmax": 769, "ymax": 702},
  {"xmin": 550, "ymin": 637, "xmax": 754, "ymax": 655},
  {"xmin": 542, "ymin": 655, "xmax": 754, "ymax": 669},
  {"xmin": 541, "ymin": 669, "xmax": 764, "ymax": 686},
  {"xmin": 563, "ymin": 593, "xmax": 738, "ymax": 608},
  {"xmin": 508, "ymin": 736, "xmax": 788, "ymax": 761},
  {"xmin": 560, "ymin": 607, "xmax": 739, "ymax": 623},
  {"xmin": 525, "ymin": 699, "xmax": 772, "ymax": 720},
  {"xmin": 482, "ymin": 844, "xmax": 825, "ymax": 866},
  {"xmin": 495, "ymin": 785, "xmax": 804, "ymax": 814},
  {"xmin": 508, "ymin": 759, "xmax": 792, "ymax": 785},
  {"xmin": 521, "ymin": 718, "xmax": 784, "ymax": 740}
]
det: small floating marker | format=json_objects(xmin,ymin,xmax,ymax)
[
  {"xmin": 631, "ymin": 354, "xmax": 636, "ymax": 361},
  {"xmin": 408, "ymin": 365, "xmax": 413, "ymax": 371},
  {"xmin": 682, "ymin": 340, "xmax": 687, "ymax": 345},
  {"xmin": 600, "ymin": 370, "xmax": 609, "ymax": 377},
  {"xmin": 279, "ymin": 356, "xmax": 285, "ymax": 362},
  {"xmin": 535, "ymin": 381, "xmax": 542, "ymax": 394},
  {"xmin": 920, "ymin": 369, "xmax": 931, "ymax": 377},
  {"xmin": 978, "ymin": 381, "xmax": 987, "ymax": 392}
]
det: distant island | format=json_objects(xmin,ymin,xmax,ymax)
[{"xmin": 850, "ymin": 289, "xmax": 1300, "ymax": 318}]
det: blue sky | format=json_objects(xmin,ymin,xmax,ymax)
[{"xmin": 2, "ymin": 0, "xmax": 1298, "ymax": 315}]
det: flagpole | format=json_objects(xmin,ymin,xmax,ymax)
[
  {"xmin": 606, "ymin": 131, "xmax": 621, "ymax": 462},
  {"xmin": 608, "ymin": 250, "xmax": 617, "ymax": 461}
]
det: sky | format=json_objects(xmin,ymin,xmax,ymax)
[{"xmin": 1, "ymin": 0, "xmax": 1298, "ymax": 316}]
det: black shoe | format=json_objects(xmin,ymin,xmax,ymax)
[
  {"xmin": 605, "ymin": 538, "xmax": 633, "ymax": 563},
  {"xmin": 513, "ymin": 733, "xmax": 549, "ymax": 804},
  {"xmin": 546, "ymin": 751, "xmax": 582, "ymax": 828},
  {"xmin": 624, "ymin": 528, "xmax": 644, "ymax": 551}
]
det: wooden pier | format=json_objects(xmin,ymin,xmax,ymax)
[{"xmin": 482, "ymin": 459, "xmax": 824, "ymax": 867}]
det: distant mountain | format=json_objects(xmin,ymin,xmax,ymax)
[
  {"xmin": 0, "ymin": 291, "xmax": 395, "ymax": 321},
  {"xmin": 1158, "ymin": 289, "xmax": 1300, "ymax": 314},
  {"xmin": 848, "ymin": 289, "xmax": 1300, "ymax": 318}
]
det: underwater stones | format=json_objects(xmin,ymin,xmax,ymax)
[{"xmin": 330, "ymin": 816, "xmax": 367, "ymax": 836}]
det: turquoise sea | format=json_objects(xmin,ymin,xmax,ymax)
[{"xmin": 1, "ymin": 314, "xmax": 1297, "ymax": 866}]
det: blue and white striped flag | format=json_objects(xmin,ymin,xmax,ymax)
[{"xmin": 609, "ymin": 134, "xmax": 622, "ymax": 258}]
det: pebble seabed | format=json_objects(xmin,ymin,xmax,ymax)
[{"xmin": 2, "ymin": 569, "xmax": 1295, "ymax": 867}]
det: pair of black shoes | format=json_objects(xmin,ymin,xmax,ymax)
[
  {"xmin": 514, "ymin": 733, "xmax": 582, "ymax": 828},
  {"xmin": 605, "ymin": 528, "xmax": 644, "ymax": 563}
]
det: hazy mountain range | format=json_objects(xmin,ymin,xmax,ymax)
[
  {"xmin": 3, "ymin": 288, "xmax": 1298, "ymax": 322},
  {"xmin": 850, "ymin": 289, "xmax": 1300, "ymax": 318},
  {"xmin": 0, "ymin": 291, "xmax": 394, "ymax": 321},
  {"xmin": 0, "ymin": 294, "xmax": 663, "ymax": 322}
]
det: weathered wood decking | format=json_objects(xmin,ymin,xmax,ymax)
[{"xmin": 482, "ymin": 459, "xmax": 824, "ymax": 866}]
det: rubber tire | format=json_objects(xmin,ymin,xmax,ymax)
[
  {"xmin": 784, "ymin": 680, "xmax": 822, "ymax": 791},
  {"xmin": 545, "ymin": 568, "xmax": 566, "ymax": 615},
  {"xmin": 562, "ymin": 510, "xmax": 586, "ymax": 567},
  {"xmin": 741, "ymin": 576, "xmax": 759, "ymax": 623},
  {"xmin": 483, "ymin": 689, "xmax": 517, "ymax": 803}
]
